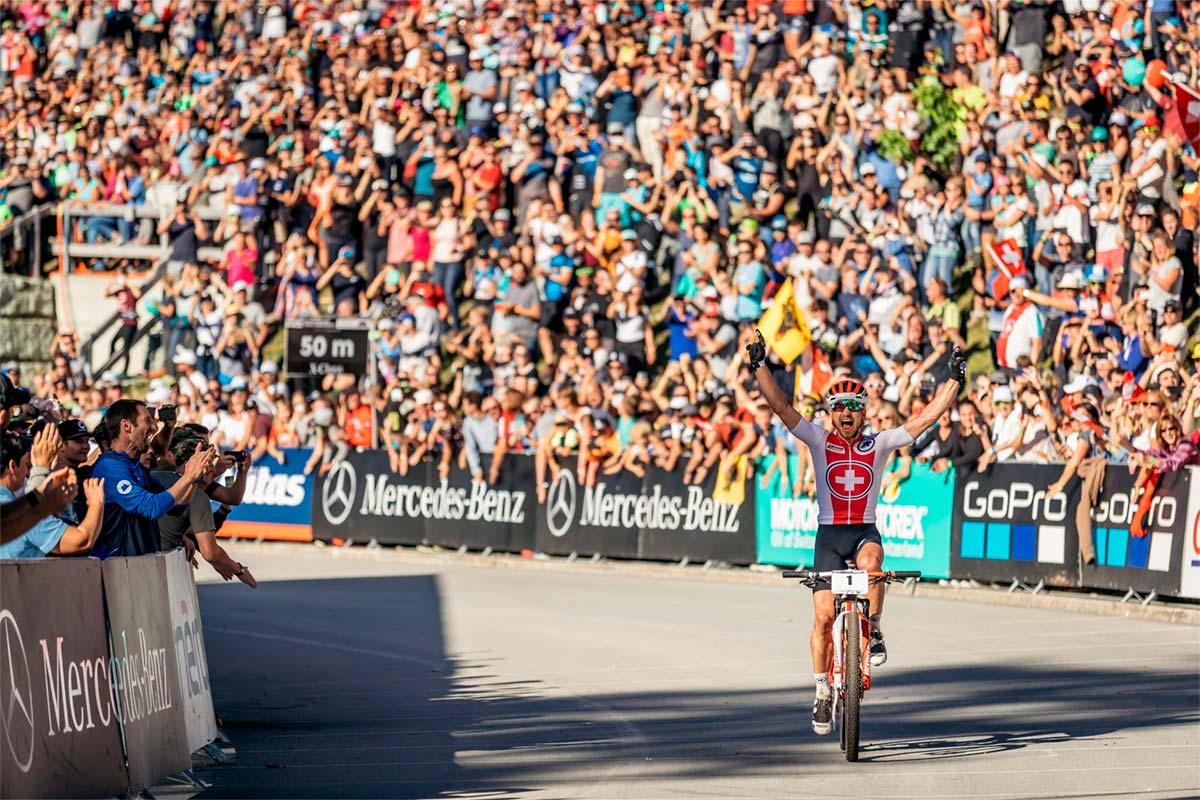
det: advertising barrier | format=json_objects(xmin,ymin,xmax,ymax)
[
  {"xmin": 1081, "ymin": 468, "xmax": 1189, "ymax": 596},
  {"xmin": 164, "ymin": 550, "xmax": 218, "ymax": 753},
  {"xmin": 534, "ymin": 459, "xmax": 757, "ymax": 563},
  {"xmin": 101, "ymin": 555, "xmax": 192, "ymax": 790},
  {"xmin": 1181, "ymin": 465, "xmax": 1200, "ymax": 599},
  {"xmin": 313, "ymin": 449, "xmax": 535, "ymax": 551},
  {"xmin": 636, "ymin": 464, "xmax": 757, "ymax": 564},
  {"xmin": 950, "ymin": 463, "xmax": 1081, "ymax": 588},
  {"xmin": 222, "ymin": 448, "xmax": 315, "ymax": 542},
  {"xmin": 0, "ymin": 560, "xmax": 128, "ymax": 799},
  {"xmin": 755, "ymin": 456, "xmax": 954, "ymax": 578}
]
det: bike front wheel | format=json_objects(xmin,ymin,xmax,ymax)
[{"xmin": 842, "ymin": 616, "xmax": 863, "ymax": 762}]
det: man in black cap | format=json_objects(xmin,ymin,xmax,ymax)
[{"xmin": 153, "ymin": 432, "xmax": 256, "ymax": 588}]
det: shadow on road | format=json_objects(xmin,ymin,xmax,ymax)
[{"xmin": 195, "ymin": 576, "xmax": 1199, "ymax": 797}]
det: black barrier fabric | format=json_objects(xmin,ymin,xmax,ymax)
[
  {"xmin": 534, "ymin": 460, "xmax": 757, "ymax": 563},
  {"xmin": 950, "ymin": 463, "xmax": 1083, "ymax": 587},
  {"xmin": 636, "ymin": 464, "xmax": 757, "ymax": 564},
  {"xmin": 313, "ymin": 450, "xmax": 535, "ymax": 549},
  {"xmin": 0, "ymin": 560, "xmax": 128, "ymax": 799},
  {"xmin": 1082, "ymin": 468, "xmax": 1190, "ymax": 595},
  {"xmin": 536, "ymin": 463, "xmax": 644, "ymax": 558},
  {"xmin": 101, "ymin": 556, "xmax": 192, "ymax": 790}
]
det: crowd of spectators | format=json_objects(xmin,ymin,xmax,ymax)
[{"xmin": 2, "ymin": 0, "xmax": 1200, "ymax": 528}]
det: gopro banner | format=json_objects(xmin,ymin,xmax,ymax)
[
  {"xmin": 222, "ymin": 448, "xmax": 315, "ymax": 542},
  {"xmin": 1079, "ymin": 467, "xmax": 1189, "ymax": 596},
  {"xmin": 755, "ymin": 456, "xmax": 954, "ymax": 578},
  {"xmin": 950, "ymin": 463, "xmax": 1082, "ymax": 588},
  {"xmin": 0, "ymin": 560, "xmax": 128, "ymax": 799}
]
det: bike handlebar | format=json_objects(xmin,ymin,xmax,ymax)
[{"xmin": 781, "ymin": 569, "xmax": 923, "ymax": 581}]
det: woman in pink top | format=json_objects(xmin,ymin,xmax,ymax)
[
  {"xmin": 430, "ymin": 198, "xmax": 471, "ymax": 329},
  {"xmin": 223, "ymin": 230, "xmax": 259, "ymax": 289}
]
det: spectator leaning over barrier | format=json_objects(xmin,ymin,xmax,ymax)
[
  {"xmin": 0, "ymin": 431, "xmax": 106, "ymax": 559},
  {"xmin": 1047, "ymin": 402, "xmax": 1110, "ymax": 566},
  {"xmin": 153, "ymin": 432, "xmax": 256, "ymax": 589},
  {"xmin": 0, "ymin": 467, "xmax": 80, "ymax": 546},
  {"xmin": 89, "ymin": 399, "xmax": 213, "ymax": 559}
]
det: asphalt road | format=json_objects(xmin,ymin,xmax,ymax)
[{"xmin": 194, "ymin": 545, "xmax": 1200, "ymax": 800}]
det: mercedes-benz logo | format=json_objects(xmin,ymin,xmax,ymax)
[
  {"xmin": 546, "ymin": 469, "xmax": 577, "ymax": 538},
  {"xmin": 322, "ymin": 461, "xmax": 357, "ymax": 526},
  {"xmin": 0, "ymin": 609, "xmax": 34, "ymax": 774}
]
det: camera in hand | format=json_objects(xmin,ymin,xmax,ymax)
[
  {"xmin": 227, "ymin": 449, "xmax": 250, "ymax": 464},
  {"xmin": 156, "ymin": 405, "xmax": 177, "ymax": 423}
]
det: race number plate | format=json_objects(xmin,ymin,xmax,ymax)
[{"xmin": 831, "ymin": 570, "xmax": 869, "ymax": 596}]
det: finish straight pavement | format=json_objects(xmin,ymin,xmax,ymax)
[{"xmin": 195, "ymin": 544, "xmax": 1200, "ymax": 800}]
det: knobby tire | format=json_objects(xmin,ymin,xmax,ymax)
[{"xmin": 843, "ymin": 614, "xmax": 862, "ymax": 762}]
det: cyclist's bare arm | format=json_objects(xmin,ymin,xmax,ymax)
[
  {"xmin": 903, "ymin": 379, "xmax": 960, "ymax": 441},
  {"xmin": 754, "ymin": 363, "xmax": 801, "ymax": 430}
]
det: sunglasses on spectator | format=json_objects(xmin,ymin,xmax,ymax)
[{"xmin": 830, "ymin": 400, "xmax": 865, "ymax": 412}]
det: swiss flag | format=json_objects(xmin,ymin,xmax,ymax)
[
  {"xmin": 986, "ymin": 238, "xmax": 1027, "ymax": 301},
  {"xmin": 1165, "ymin": 82, "xmax": 1200, "ymax": 152}
]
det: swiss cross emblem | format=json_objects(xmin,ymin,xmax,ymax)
[{"xmin": 826, "ymin": 461, "xmax": 874, "ymax": 500}]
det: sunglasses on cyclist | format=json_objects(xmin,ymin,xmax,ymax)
[{"xmin": 830, "ymin": 400, "xmax": 865, "ymax": 413}]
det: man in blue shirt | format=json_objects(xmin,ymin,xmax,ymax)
[
  {"xmin": 0, "ymin": 432, "xmax": 107, "ymax": 559},
  {"xmin": 89, "ymin": 399, "xmax": 212, "ymax": 559}
]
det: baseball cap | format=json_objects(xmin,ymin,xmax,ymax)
[
  {"xmin": 1135, "ymin": 203, "xmax": 1156, "ymax": 216},
  {"xmin": 249, "ymin": 157, "xmax": 267, "ymax": 170},
  {"xmin": 1009, "ymin": 275, "xmax": 1029, "ymax": 290},
  {"xmin": 771, "ymin": 215, "xmax": 788, "ymax": 230},
  {"xmin": 623, "ymin": 167, "xmax": 639, "ymax": 181},
  {"xmin": 1063, "ymin": 374, "xmax": 1098, "ymax": 394},
  {"xmin": 57, "ymin": 419, "xmax": 91, "ymax": 441},
  {"xmin": 993, "ymin": 386, "xmax": 1015, "ymax": 404},
  {"xmin": 797, "ymin": 230, "xmax": 816, "ymax": 244},
  {"xmin": 860, "ymin": 163, "xmax": 877, "ymax": 175},
  {"xmin": 621, "ymin": 229, "xmax": 638, "ymax": 241}
]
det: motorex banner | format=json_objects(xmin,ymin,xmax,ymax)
[{"xmin": 754, "ymin": 455, "xmax": 954, "ymax": 578}]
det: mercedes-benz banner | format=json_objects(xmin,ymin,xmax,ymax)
[
  {"xmin": 535, "ymin": 459, "xmax": 757, "ymax": 564},
  {"xmin": 312, "ymin": 450, "xmax": 535, "ymax": 551},
  {"xmin": 0, "ymin": 560, "xmax": 128, "ymax": 798}
]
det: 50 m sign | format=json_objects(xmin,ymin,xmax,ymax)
[{"xmin": 285, "ymin": 321, "xmax": 370, "ymax": 378}]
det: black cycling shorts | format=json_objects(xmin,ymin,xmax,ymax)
[{"xmin": 811, "ymin": 523, "xmax": 883, "ymax": 592}]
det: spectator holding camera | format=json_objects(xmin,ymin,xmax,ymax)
[{"xmin": 154, "ymin": 432, "xmax": 256, "ymax": 588}]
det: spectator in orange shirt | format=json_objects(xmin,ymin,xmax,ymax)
[{"xmin": 342, "ymin": 388, "xmax": 375, "ymax": 450}]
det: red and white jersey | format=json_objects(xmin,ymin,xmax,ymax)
[{"xmin": 787, "ymin": 419, "xmax": 914, "ymax": 525}]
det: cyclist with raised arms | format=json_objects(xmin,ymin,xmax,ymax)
[{"xmin": 747, "ymin": 331, "xmax": 966, "ymax": 735}]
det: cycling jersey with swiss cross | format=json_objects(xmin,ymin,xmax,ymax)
[{"xmin": 787, "ymin": 419, "xmax": 914, "ymax": 525}]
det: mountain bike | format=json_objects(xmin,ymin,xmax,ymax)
[{"xmin": 782, "ymin": 568, "xmax": 922, "ymax": 762}]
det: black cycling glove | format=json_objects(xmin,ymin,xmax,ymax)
[
  {"xmin": 949, "ymin": 345, "xmax": 967, "ymax": 384},
  {"xmin": 747, "ymin": 330, "xmax": 767, "ymax": 370}
]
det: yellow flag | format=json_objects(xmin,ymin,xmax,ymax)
[
  {"xmin": 757, "ymin": 278, "xmax": 811, "ymax": 365},
  {"xmin": 713, "ymin": 455, "xmax": 748, "ymax": 505}
]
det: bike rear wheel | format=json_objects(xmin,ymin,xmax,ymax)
[{"xmin": 843, "ymin": 616, "xmax": 863, "ymax": 762}]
